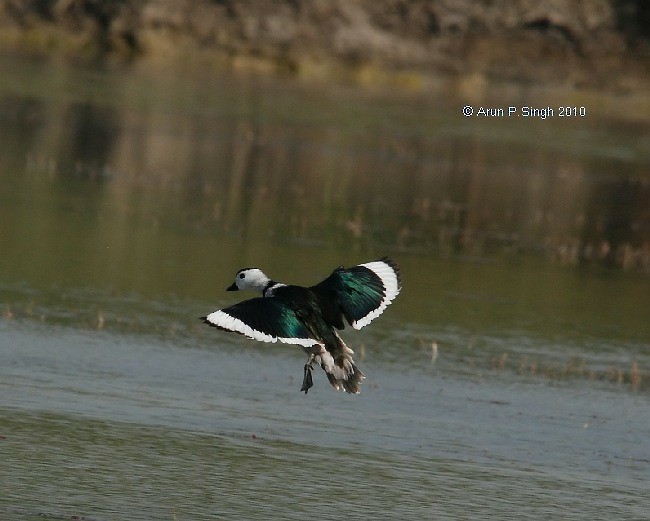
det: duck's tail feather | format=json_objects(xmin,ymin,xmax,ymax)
[
  {"xmin": 325, "ymin": 362, "xmax": 365, "ymax": 394},
  {"xmin": 315, "ymin": 333, "xmax": 365, "ymax": 394}
]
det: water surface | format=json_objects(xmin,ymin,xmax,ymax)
[{"xmin": 1, "ymin": 57, "xmax": 649, "ymax": 519}]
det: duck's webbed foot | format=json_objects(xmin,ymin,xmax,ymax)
[{"xmin": 300, "ymin": 354, "xmax": 315, "ymax": 394}]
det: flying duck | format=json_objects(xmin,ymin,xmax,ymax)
[{"xmin": 201, "ymin": 257, "xmax": 401, "ymax": 394}]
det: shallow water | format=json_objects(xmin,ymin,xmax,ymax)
[
  {"xmin": 2, "ymin": 320, "xmax": 649, "ymax": 520},
  {"xmin": 1, "ymin": 57, "xmax": 649, "ymax": 519}
]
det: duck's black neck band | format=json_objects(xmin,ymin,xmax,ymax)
[{"xmin": 262, "ymin": 280, "xmax": 277, "ymax": 297}]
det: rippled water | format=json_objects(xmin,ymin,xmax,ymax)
[
  {"xmin": 2, "ymin": 318, "xmax": 649, "ymax": 520},
  {"xmin": 1, "ymin": 57, "xmax": 649, "ymax": 519}
]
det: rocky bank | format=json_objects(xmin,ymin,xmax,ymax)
[{"xmin": 0, "ymin": 0, "xmax": 648, "ymax": 89}]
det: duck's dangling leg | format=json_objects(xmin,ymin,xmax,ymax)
[{"xmin": 301, "ymin": 354, "xmax": 315, "ymax": 394}]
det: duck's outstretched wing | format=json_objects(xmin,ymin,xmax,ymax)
[
  {"xmin": 202, "ymin": 297, "xmax": 321, "ymax": 348},
  {"xmin": 312, "ymin": 257, "xmax": 401, "ymax": 330}
]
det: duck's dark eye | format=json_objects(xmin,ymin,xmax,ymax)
[{"xmin": 239, "ymin": 273, "xmax": 245, "ymax": 279}]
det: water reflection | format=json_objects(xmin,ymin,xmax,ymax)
[
  {"xmin": 1, "ymin": 65, "xmax": 647, "ymax": 274},
  {"xmin": 2, "ymin": 60, "xmax": 649, "ymax": 521}
]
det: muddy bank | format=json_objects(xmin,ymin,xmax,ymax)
[{"xmin": 0, "ymin": 0, "xmax": 649, "ymax": 89}]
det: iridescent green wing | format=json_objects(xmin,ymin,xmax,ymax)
[
  {"xmin": 312, "ymin": 257, "xmax": 401, "ymax": 330},
  {"xmin": 202, "ymin": 297, "xmax": 321, "ymax": 347}
]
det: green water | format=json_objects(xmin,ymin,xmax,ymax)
[{"xmin": 1, "ymin": 57, "xmax": 649, "ymax": 519}]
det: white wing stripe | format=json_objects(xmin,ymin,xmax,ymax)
[
  {"xmin": 352, "ymin": 260, "xmax": 401, "ymax": 329},
  {"xmin": 205, "ymin": 310, "xmax": 321, "ymax": 348}
]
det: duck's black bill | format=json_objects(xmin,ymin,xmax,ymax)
[{"xmin": 226, "ymin": 283, "xmax": 238, "ymax": 291}]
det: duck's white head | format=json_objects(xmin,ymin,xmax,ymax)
[{"xmin": 227, "ymin": 268, "xmax": 271, "ymax": 293}]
